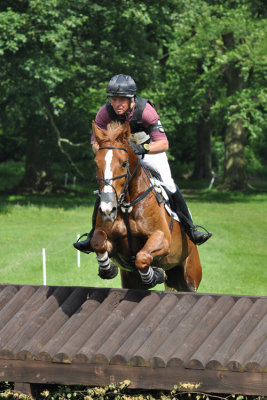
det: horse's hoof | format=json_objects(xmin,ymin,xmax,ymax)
[
  {"xmin": 98, "ymin": 262, "xmax": 118, "ymax": 279},
  {"xmin": 143, "ymin": 267, "xmax": 165, "ymax": 289}
]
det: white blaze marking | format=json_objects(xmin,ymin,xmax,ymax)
[
  {"xmin": 104, "ymin": 150, "xmax": 113, "ymax": 193},
  {"xmin": 100, "ymin": 150, "xmax": 114, "ymax": 216}
]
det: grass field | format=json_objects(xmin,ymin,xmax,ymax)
[{"xmin": 0, "ymin": 182, "xmax": 267, "ymax": 296}]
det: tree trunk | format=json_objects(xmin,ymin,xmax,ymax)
[
  {"xmin": 222, "ymin": 118, "xmax": 248, "ymax": 190},
  {"xmin": 220, "ymin": 32, "xmax": 248, "ymax": 190},
  {"xmin": 191, "ymin": 117, "xmax": 213, "ymax": 179},
  {"xmin": 18, "ymin": 116, "xmax": 55, "ymax": 193}
]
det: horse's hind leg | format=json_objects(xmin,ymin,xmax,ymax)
[
  {"xmin": 165, "ymin": 265, "xmax": 194, "ymax": 292},
  {"xmin": 184, "ymin": 244, "xmax": 202, "ymax": 291},
  {"xmin": 165, "ymin": 245, "xmax": 202, "ymax": 292}
]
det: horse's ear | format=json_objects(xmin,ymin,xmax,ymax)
[
  {"xmin": 123, "ymin": 121, "xmax": 131, "ymax": 141},
  {"xmin": 92, "ymin": 120, "xmax": 105, "ymax": 144}
]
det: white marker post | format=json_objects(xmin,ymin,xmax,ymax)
[
  {"xmin": 209, "ymin": 174, "xmax": 216, "ymax": 190},
  {"xmin": 42, "ymin": 248, "xmax": 47, "ymax": 285},
  {"xmin": 77, "ymin": 234, "xmax": 80, "ymax": 268}
]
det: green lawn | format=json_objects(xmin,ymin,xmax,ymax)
[{"xmin": 0, "ymin": 186, "xmax": 266, "ymax": 296}]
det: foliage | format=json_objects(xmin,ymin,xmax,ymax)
[
  {"xmin": 0, "ymin": 161, "xmax": 25, "ymax": 191},
  {"xmin": 0, "ymin": 381, "xmax": 265, "ymax": 400},
  {"xmin": 160, "ymin": 1, "xmax": 266, "ymax": 178},
  {"xmin": 0, "ymin": 0, "xmax": 167, "ymax": 187},
  {"xmin": 0, "ymin": 0, "xmax": 266, "ymax": 190}
]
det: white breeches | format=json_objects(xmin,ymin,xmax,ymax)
[{"xmin": 139, "ymin": 151, "xmax": 176, "ymax": 193}]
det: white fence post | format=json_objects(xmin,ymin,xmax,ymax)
[
  {"xmin": 209, "ymin": 174, "xmax": 216, "ymax": 190},
  {"xmin": 77, "ymin": 234, "xmax": 80, "ymax": 268},
  {"xmin": 42, "ymin": 248, "xmax": 47, "ymax": 285}
]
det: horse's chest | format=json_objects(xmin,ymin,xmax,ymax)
[
  {"xmin": 105, "ymin": 217, "xmax": 146, "ymax": 256},
  {"xmin": 110, "ymin": 218, "xmax": 141, "ymax": 238}
]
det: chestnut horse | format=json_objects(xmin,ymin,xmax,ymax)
[{"xmin": 90, "ymin": 121, "xmax": 202, "ymax": 291}]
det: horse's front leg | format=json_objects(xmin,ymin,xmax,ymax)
[
  {"xmin": 135, "ymin": 230, "xmax": 170, "ymax": 288},
  {"xmin": 90, "ymin": 229, "xmax": 118, "ymax": 279}
]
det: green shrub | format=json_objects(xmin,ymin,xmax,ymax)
[
  {"xmin": 0, "ymin": 161, "xmax": 25, "ymax": 192},
  {"xmin": 0, "ymin": 381, "xmax": 265, "ymax": 400}
]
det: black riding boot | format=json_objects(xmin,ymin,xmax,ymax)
[
  {"xmin": 73, "ymin": 196, "xmax": 100, "ymax": 254},
  {"xmin": 171, "ymin": 187, "xmax": 212, "ymax": 245}
]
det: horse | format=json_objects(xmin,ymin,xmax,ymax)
[{"xmin": 89, "ymin": 120, "xmax": 202, "ymax": 292}]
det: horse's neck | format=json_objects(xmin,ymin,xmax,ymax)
[{"xmin": 128, "ymin": 151, "xmax": 149, "ymax": 198}]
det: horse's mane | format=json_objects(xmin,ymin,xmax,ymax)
[{"xmin": 98, "ymin": 122, "xmax": 125, "ymax": 145}]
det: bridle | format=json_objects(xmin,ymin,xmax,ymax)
[
  {"xmin": 96, "ymin": 145, "xmax": 132, "ymax": 206},
  {"xmin": 96, "ymin": 144, "xmax": 161, "ymax": 209}
]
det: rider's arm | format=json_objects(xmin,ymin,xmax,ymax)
[
  {"xmin": 147, "ymin": 139, "xmax": 169, "ymax": 154},
  {"xmin": 142, "ymin": 103, "xmax": 168, "ymax": 154}
]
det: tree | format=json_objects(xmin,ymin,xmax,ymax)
[
  {"xmin": 0, "ymin": 0, "xmax": 266, "ymax": 192},
  {"xmin": 161, "ymin": 0, "xmax": 266, "ymax": 188},
  {"xmin": 0, "ymin": 0, "xmax": 90, "ymax": 191},
  {"xmin": 0, "ymin": 0, "xmax": 169, "ymax": 192}
]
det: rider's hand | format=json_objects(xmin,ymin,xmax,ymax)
[
  {"xmin": 92, "ymin": 142, "xmax": 99, "ymax": 154},
  {"xmin": 129, "ymin": 142, "xmax": 150, "ymax": 156}
]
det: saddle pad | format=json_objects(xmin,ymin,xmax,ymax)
[{"xmin": 151, "ymin": 178, "xmax": 180, "ymax": 222}]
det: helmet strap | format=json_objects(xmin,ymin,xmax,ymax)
[{"xmin": 130, "ymin": 97, "xmax": 135, "ymax": 109}]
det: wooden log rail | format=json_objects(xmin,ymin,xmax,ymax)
[{"xmin": 0, "ymin": 284, "xmax": 266, "ymax": 396}]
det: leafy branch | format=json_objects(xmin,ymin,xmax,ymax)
[{"xmin": 43, "ymin": 102, "xmax": 86, "ymax": 178}]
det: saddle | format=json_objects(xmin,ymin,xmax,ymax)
[{"xmin": 146, "ymin": 167, "xmax": 180, "ymax": 222}]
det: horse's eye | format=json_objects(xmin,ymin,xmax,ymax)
[{"xmin": 121, "ymin": 161, "xmax": 127, "ymax": 169}]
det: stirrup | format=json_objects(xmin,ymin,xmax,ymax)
[
  {"xmin": 190, "ymin": 225, "xmax": 212, "ymax": 245},
  {"xmin": 76, "ymin": 233, "xmax": 89, "ymax": 242},
  {"xmin": 73, "ymin": 232, "xmax": 92, "ymax": 254},
  {"xmin": 194, "ymin": 225, "xmax": 212, "ymax": 235}
]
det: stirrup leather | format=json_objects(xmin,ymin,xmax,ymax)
[
  {"xmin": 76, "ymin": 233, "xmax": 89, "ymax": 242},
  {"xmin": 193, "ymin": 225, "xmax": 211, "ymax": 235}
]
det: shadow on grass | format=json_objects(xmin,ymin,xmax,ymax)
[
  {"xmin": 0, "ymin": 180, "xmax": 267, "ymax": 213},
  {"xmin": 183, "ymin": 188, "xmax": 267, "ymax": 204},
  {"xmin": 0, "ymin": 185, "xmax": 97, "ymax": 212},
  {"xmin": 178, "ymin": 178, "xmax": 267, "ymax": 204}
]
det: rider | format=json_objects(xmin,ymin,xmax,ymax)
[{"xmin": 74, "ymin": 74, "xmax": 212, "ymax": 253}]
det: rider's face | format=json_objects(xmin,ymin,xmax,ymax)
[{"xmin": 110, "ymin": 97, "xmax": 131, "ymax": 115}]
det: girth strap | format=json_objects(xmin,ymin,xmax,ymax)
[{"xmin": 124, "ymin": 209, "xmax": 136, "ymax": 268}]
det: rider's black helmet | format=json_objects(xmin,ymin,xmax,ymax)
[{"xmin": 106, "ymin": 74, "xmax": 136, "ymax": 98}]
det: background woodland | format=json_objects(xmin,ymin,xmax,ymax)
[{"xmin": 0, "ymin": 0, "xmax": 266, "ymax": 192}]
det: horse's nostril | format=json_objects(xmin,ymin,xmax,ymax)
[{"xmin": 99, "ymin": 203, "xmax": 117, "ymax": 222}]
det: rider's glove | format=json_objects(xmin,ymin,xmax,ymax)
[{"xmin": 130, "ymin": 142, "xmax": 150, "ymax": 156}]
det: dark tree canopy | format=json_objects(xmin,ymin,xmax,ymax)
[{"xmin": 0, "ymin": 0, "xmax": 266, "ymax": 192}]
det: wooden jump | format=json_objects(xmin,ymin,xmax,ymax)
[{"xmin": 0, "ymin": 284, "xmax": 266, "ymax": 396}]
